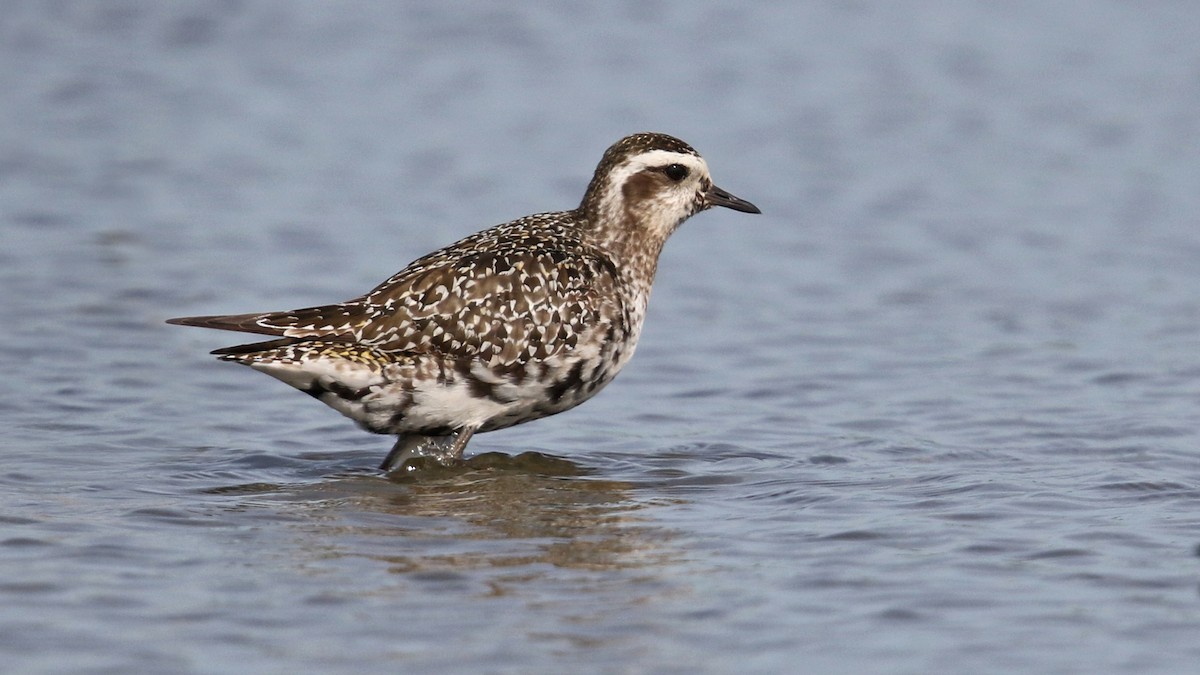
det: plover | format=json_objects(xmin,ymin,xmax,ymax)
[{"xmin": 168, "ymin": 132, "xmax": 760, "ymax": 471}]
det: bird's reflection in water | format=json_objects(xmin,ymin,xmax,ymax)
[{"xmin": 215, "ymin": 451, "xmax": 678, "ymax": 577}]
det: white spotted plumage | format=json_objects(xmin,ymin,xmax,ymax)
[{"xmin": 169, "ymin": 132, "xmax": 760, "ymax": 471}]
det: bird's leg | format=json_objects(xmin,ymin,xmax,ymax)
[
  {"xmin": 379, "ymin": 427, "xmax": 478, "ymax": 472},
  {"xmin": 444, "ymin": 426, "xmax": 476, "ymax": 459}
]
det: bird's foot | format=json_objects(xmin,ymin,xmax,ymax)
[{"xmin": 379, "ymin": 428, "xmax": 477, "ymax": 473}]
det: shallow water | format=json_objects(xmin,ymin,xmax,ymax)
[{"xmin": 4, "ymin": 2, "xmax": 1200, "ymax": 673}]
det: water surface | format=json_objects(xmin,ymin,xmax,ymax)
[{"xmin": 3, "ymin": 2, "xmax": 1200, "ymax": 673}]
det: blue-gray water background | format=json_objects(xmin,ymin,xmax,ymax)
[{"xmin": 3, "ymin": 2, "xmax": 1200, "ymax": 673}]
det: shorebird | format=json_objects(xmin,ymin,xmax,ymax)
[{"xmin": 168, "ymin": 132, "xmax": 760, "ymax": 471}]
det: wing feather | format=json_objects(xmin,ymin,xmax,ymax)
[{"xmin": 169, "ymin": 216, "xmax": 623, "ymax": 367}]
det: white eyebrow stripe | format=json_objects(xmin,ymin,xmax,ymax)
[
  {"xmin": 625, "ymin": 149, "xmax": 704, "ymax": 171},
  {"xmin": 605, "ymin": 150, "xmax": 709, "ymax": 190}
]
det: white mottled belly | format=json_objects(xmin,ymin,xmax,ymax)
[{"xmin": 238, "ymin": 313, "xmax": 642, "ymax": 437}]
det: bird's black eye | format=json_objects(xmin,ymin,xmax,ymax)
[{"xmin": 663, "ymin": 164, "xmax": 689, "ymax": 181}]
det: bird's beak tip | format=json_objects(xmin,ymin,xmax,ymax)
[{"xmin": 706, "ymin": 185, "xmax": 761, "ymax": 214}]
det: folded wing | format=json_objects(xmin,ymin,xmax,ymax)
[{"xmin": 167, "ymin": 245, "xmax": 623, "ymax": 367}]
